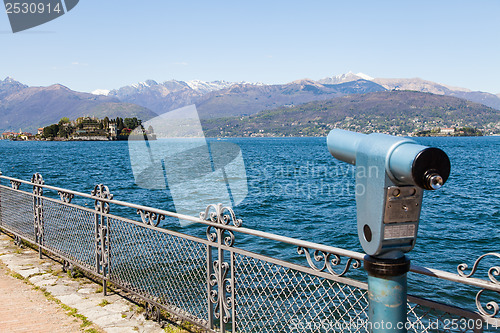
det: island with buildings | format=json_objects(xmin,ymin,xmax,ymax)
[{"xmin": 1, "ymin": 116, "xmax": 155, "ymax": 141}]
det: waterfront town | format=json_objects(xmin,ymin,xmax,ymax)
[{"xmin": 1, "ymin": 119, "xmax": 484, "ymax": 141}]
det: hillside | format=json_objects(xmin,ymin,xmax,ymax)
[
  {"xmin": 373, "ymin": 77, "xmax": 500, "ymax": 110},
  {"xmin": 201, "ymin": 91, "xmax": 500, "ymax": 137},
  {"xmin": 0, "ymin": 80, "xmax": 157, "ymax": 133}
]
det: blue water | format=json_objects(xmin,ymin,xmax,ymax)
[{"xmin": 0, "ymin": 136, "xmax": 499, "ymax": 308}]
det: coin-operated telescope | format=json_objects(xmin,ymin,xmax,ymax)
[
  {"xmin": 327, "ymin": 129, "xmax": 450, "ymax": 259},
  {"xmin": 327, "ymin": 129, "xmax": 451, "ymax": 333}
]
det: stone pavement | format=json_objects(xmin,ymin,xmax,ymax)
[
  {"xmin": 0, "ymin": 232, "xmax": 187, "ymax": 333},
  {"xmin": 0, "ymin": 263, "xmax": 85, "ymax": 332}
]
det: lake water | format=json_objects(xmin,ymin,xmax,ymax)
[{"xmin": 0, "ymin": 136, "xmax": 499, "ymax": 308}]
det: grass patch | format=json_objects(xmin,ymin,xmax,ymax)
[
  {"xmin": 85, "ymin": 329, "xmax": 100, "ymax": 333},
  {"xmin": 98, "ymin": 299, "xmax": 111, "ymax": 307},
  {"xmin": 164, "ymin": 325, "xmax": 185, "ymax": 333},
  {"xmin": 75, "ymin": 313, "xmax": 93, "ymax": 328},
  {"xmin": 28, "ymin": 272, "xmax": 44, "ymax": 278},
  {"xmin": 51, "ymin": 269, "xmax": 63, "ymax": 277},
  {"xmin": 67, "ymin": 268, "xmax": 85, "ymax": 279}
]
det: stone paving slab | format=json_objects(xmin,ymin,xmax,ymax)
[{"xmin": 0, "ymin": 232, "xmax": 185, "ymax": 332}]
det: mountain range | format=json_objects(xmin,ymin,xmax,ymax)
[
  {"xmin": 1, "ymin": 72, "xmax": 499, "ymax": 133},
  {"xmin": 99, "ymin": 73, "xmax": 500, "ymax": 117}
]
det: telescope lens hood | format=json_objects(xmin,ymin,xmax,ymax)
[{"xmin": 412, "ymin": 147, "xmax": 451, "ymax": 190}]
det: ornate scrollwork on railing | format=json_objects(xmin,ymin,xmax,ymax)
[
  {"xmin": 137, "ymin": 209, "xmax": 165, "ymax": 227},
  {"xmin": 58, "ymin": 191, "xmax": 74, "ymax": 203},
  {"xmin": 209, "ymin": 260, "xmax": 233, "ymax": 324},
  {"xmin": 91, "ymin": 184, "xmax": 113, "ymax": 214},
  {"xmin": 10, "ymin": 180, "xmax": 21, "ymax": 190},
  {"xmin": 206, "ymin": 227, "xmax": 236, "ymax": 247},
  {"xmin": 457, "ymin": 253, "xmax": 500, "ymax": 284},
  {"xmin": 91, "ymin": 184, "xmax": 113, "ymax": 293},
  {"xmin": 31, "ymin": 173, "xmax": 44, "ymax": 255},
  {"xmin": 201, "ymin": 203, "xmax": 242, "ymax": 247},
  {"xmin": 203, "ymin": 203, "xmax": 237, "ymax": 328},
  {"xmin": 297, "ymin": 247, "xmax": 362, "ymax": 277},
  {"xmin": 200, "ymin": 203, "xmax": 243, "ymax": 227},
  {"xmin": 475, "ymin": 289, "xmax": 499, "ymax": 319},
  {"xmin": 457, "ymin": 253, "xmax": 500, "ymax": 318},
  {"xmin": 31, "ymin": 173, "xmax": 44, "ymax": 196}
]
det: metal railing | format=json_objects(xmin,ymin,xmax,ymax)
[{"xmin": 0, "ymin": 173, "xmax": 498, "ymax": 332}]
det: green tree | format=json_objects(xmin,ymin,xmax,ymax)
[
  {"xmin": 124, "ymin": 117, "xmax": 140, "ymax": 130},
  {"xmin": 58, "ymin": 125, "xmax": 73, "ymax": 138},
  {"xmin": 43, "ymin": 124, "xmax": 59, "ymax": 138},
  {"xmin": 58, "ymin": 117, "xmax": 70, "ymax": 125},
  {"xmin": 116, "ymin": 117, "xmax": 124, "ymax": 132}
]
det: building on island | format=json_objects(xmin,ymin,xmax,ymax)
[{"xmin": 440, "ymin": 128, "xmax": 455, "ymax": 135}]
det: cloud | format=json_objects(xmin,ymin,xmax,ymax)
[
  {"xmin": 172, "ymin": 62, "xmax": 188, "ymax": 66},
  {"xmin": 71, "ymin": 61, "xmax": 88, "ymax": 66}
]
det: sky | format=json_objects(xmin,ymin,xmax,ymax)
[{"xmin": 1, "ymin": 0, "xmax": 499, "ymax": 94}]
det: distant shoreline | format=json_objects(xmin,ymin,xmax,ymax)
[{"xmin": 1, "ymin": 134, "xmax": 498, "ymax": 142}]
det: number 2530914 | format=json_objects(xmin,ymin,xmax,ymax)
[{"xmin": 5, "ymin": 2, "xmax": 62, "ymax": 14}]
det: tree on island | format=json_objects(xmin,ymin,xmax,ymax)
[
  {"xmin": 58, "ymin": 117, "xmax": 70, "ymax": 125},
  {"xmin": 42, "ymin": 124, "xmax": 59, "ymax": 138},
  {"xmin": 124, "ymin": 117, "xmax": 141, "ymax": 130}
]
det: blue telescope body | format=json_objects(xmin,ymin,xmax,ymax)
[{"xmin": 327, "ymin": 129, "xmax": 450, "ymax": 258}]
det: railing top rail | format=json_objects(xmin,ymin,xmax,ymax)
[
  {"xmin": 1, "ymin": 173, "xmax": 499, "ymax": 295},
  {"xmin": 410, "ymin": 264, "xmax": 500, "ymax": 293}
]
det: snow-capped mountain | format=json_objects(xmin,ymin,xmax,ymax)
[
  {"xmin": 318, "ymin": 72, "xmax": 374, "ymax": 85},
  {"xmin": 91, "ymin": 89, "xmax": 110, "ymax": 96},
  {"xmin": 185, "ymin": 80, "xmax": 235, "ymax": 94},
  {"xmin": 103, "ymin": 76, "xmax": 386, "ymax": 117}
]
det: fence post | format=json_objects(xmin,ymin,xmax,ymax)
[
  {"xmin": 91, "ymin": 184, "xmax": 113, "ymax": 296},
  {"xmin": 32, "ymin": 173, "xmax": 44, "ymax": 259},
  {"xmin": 202, "ymin": 203, "xmax": 240, "ymax": 333},
  {"xmin": 364, "ymin": 256, "xmax": 410, "ymax": 332}
]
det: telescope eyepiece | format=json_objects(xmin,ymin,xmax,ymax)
[{"xmin": 425, "ymin": 172, "xmax": 444, "ymax": 190}]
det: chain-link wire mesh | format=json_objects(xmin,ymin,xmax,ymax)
[
  {"xmin": 108, "ymin": 217, "xmax": 208, "ymax": 326},
  {"xmin": 0, "ymin": 186, "xmax": 35, "ymax": 241},
  {"xmin": 407, "ymin": 300, "xmax": 498, "ymax": 333},
  {"xmin": 234, "ymin": 253, "xmax": 370, "ymax": 333},
  {"xmin": 43, "ymin": 199, "xmax": 96, "ymax": 271}
]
